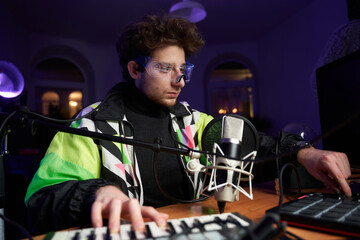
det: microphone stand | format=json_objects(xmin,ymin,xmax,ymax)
[{"xmin": 1, "ymin": 111, "xmax": 192, "ymax": 156}]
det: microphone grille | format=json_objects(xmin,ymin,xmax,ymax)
[{"xmin": 221, "ymin": 115, "xmax": 244, "ymax": 141}]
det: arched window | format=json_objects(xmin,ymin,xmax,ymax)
[
  {"xmin": 33, "ymin": 58, "xmax": 84, "ymax": 118},
  {"xmin": 206, "ymin": 58, "xmax": 256, "ymax": 120}
]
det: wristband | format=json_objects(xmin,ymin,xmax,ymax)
[{"xmin": 294, "ymin": 141, "xmax": 313, "ymax": 150}]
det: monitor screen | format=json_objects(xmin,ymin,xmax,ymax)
[{"xmin": 316, "ymin": 49, "xmax": 360, "ymax": 168}]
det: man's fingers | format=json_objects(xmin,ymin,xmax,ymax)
[
  {"xmin": 123, "ymin": 199, "xmax": 145, "ymax": 231},
  {"xmin": 325, "ymin": 156, "xmax": 352, "ymax": 197},
  {"xmin": 91, "ymin": 201, "xmax": 103, "ymax": 228},
  {"xmin": 91, "ymin": 188, "xmax": 168, "ymax": 233},
  {"xmin": 108, "ymin": 199, "xmax": 122, "ymax": 232},
  {"xmin": 316, "ymin": 171, "xmax": 339, "ymax": 192},
  {"xmin": 141, "ymin": 206, "xmax": 169, "ymax": 227},
  {"xmin": 337, "ymin": 177, "xmax": 352, "ymax": 197},
  {"xmin": 327, "ymin": 170, "xmax": 352, "ymax": 197},
  {"xmin": 338, "ymin": 153, "xmax": 351, "ymax": 178}
]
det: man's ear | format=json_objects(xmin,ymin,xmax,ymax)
[{"xmin": 127, "ymin": 61, "xmax": 141, "ymax": 80}]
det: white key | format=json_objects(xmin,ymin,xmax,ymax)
[
  {"xmin": 134, "ymin": 228, "xmax": 148, "ymax": 239},
  {"xmin": 120, "ymin": 224, "xmax": 132, "ymax": 240},
  {"xmin": 49, "ymin": 231, "xmax": 69, "ymax": 240},
  {"xmin": 146, "ymin": 221, "xmax": 171, "ymax": 238},
  {"xmin": 110, "ymin": 231, "xmax": 121, "ymax": 240},
  {"xmin": 78, "ymin": 227, "xmax": 95, "ymax": 240},
  {"xmin": 168, "ymin": 219, "xmax": 184, "ymax": 234},
  {"xmin": 181, "ymin": 217, "xmax": 200, "ymax": 233},
  {"xmin": 229, "ymin": 213, "xmax": 250, "ymax": 227},
  {"xmin": 198, "ymin": 215, "xmax": 223, "ymax": 232},
  {"xmin": 63, "ymin": 229, "xmax": 81, "ymax": 240}
]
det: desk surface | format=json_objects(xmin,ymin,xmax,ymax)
[
  {"xmin": 157, "ymin": 181, "xmax": 345, "ymax": 239},
  {"xmin": 33, "ymin": 181, "xmax": 346, "ymax": 239}
]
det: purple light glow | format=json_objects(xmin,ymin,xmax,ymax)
[
  {"xmin": 0, "ymin": 61, "xmax": 24, "ymax": 98},
  {"xmin": 169, "ymin": 1, "xmax": 207, "ymax": 23}
]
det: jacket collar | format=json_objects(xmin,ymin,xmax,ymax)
[{"xmin": 93, "ymin": 82, "xmax": 191, "ymax": 121}]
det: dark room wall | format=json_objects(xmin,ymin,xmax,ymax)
[
  {"xmin": 0, "ymin": 5, "xmax": 30, "ymax": 98},
  {"xmin": 257, "ymin": 0, "xmax": 348, "ymax": 137}
]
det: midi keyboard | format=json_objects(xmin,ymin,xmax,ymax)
[{"xmin": 44, "ymin": 212, "xmax": 256, "ymax": 240}]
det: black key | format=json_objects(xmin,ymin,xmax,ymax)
[
  {"xmin": 145, "ymin": 224, "xmax": 153, "ymax": 239},
  {"xmin": 88, "ymin": 229, "xmax": 96, "ymax": 240},
  {"xmin": 105, "ymin": 227, "xmax": 111, "ymax": 240},
  {"xmin": 180, "ymin": 220, "xmax": 190, "ymax": 231},
  {"xmin": 72, "ymin": 232, "xmax": 80, "ymax": 240},
  {"xmin": 214, "ymin": 216, "xmax": 226, "ymax": 228},
  {"xmin": 168, "ymin": 221, "xmax": 177, "ymax": 235},
  {"xmin": 193, "ymin": 219, "xmax": 205, "ymax": 232},
  {"xmin": 130, "ymin": 227, "xmax": 136, "ymax": 240}
]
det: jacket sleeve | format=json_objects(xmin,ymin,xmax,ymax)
[
  {"xmin": 25, "ymin": 130, "xmax": 109, "ymax": 235},
  {"xmin": 27, "ymin": 179, "xmax": 110, "ymax": 235},
  {"xmin": 257, "ymin": 131, "xmax": 305, "ymax": 166}
]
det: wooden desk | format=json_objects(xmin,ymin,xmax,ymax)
[
  {"xmin": 33, "ymin": 181, "xmax": 346, "ymax": 239},
  {"xmin": 157, "ymin": 181, "xmax": 345, "ymax": 239}
]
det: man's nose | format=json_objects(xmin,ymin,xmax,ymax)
[{"xmin": 171, "ymin": 68, "xmax": 185, "ymax": 85}]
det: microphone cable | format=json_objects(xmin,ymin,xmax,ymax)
[
  {"xmin": 151, "ymin": 148, "xmax": 211, "ymax": 204},
  {"xmin": 0, "ymin": 213, "xmax": 33, "ymax": 240},
  {"xmin": 276, "ymin": 163, "xmax": 305, "ymax": 240},
  {"xmin": 277, "ymin": 162, "xmax": 301, "ymax": 209}
]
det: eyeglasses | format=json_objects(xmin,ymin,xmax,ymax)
[{"xmin": 135, "ymin": 56, "xmax": 194, "ymax": 83}]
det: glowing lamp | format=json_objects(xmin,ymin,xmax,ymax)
[{"xmin": 0, "ymin": 61, "xmax": 24, "ymax": 99}]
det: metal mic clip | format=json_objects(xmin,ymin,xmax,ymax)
[{"xmin": 186, "ymin": 151, "xmax": 204, "ymax": 173}]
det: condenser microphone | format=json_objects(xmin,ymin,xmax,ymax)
[
  {"xmin": 205, "ymin": 114, "xmax": 259, "ymax": 213},
  {"xmin": 215, "ymin": 115, "xmax": 244, "ymax": 213}
]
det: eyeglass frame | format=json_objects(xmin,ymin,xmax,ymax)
[{"xmin": 134, "ymin": 55, "xmax": 195, "ymax": 83}]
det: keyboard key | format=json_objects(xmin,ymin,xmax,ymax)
[
  {"xmin": 321, "ymin": 212, "xmax": 343, "ymax": 219},
  {"xmin": 267, "ymin": 192, "xmax": 360, "ymax": 237},
  {"xmin": 299, "ymin": 209, "xmax": 323, "ymax": 216},
  {"xmin": 344, "ymin": 215, "xmax": 360, "ymax": 223}
]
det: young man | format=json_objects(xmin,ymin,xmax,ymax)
[{"xmin": 25, "ymin": 15, "xmax": 351, "ymax": 235}]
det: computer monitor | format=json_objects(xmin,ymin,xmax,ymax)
[{"xmin": 316, "ymin": 49, "xmax": 360, "ymax": 168}]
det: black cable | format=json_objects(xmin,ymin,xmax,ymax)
[
  {"xmin": 0, "ymin": 213, "xmax": 33, "ymax": 240},
  {"xmin": 284, "ymin": 229, "xmax": 305, "ymax": 240},
  {"xmin": 278, "ymin": 163, "xmax": 301, "ymax": 209},
  {"xmin": 152, "ymin": 148, "xmax": 210, "ymax": 204},
  {"xmin": 19, "ymin": 103, "xmax": 101, "ymax": 124},
  {"xmin": 0, "ymin": 110, "xmax": 17, "ymax": 142}
]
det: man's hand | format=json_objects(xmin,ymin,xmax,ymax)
[
  {"xmin": 297, "ymin": 147, "xmax": 352, "ymax": 197},
  {"xmin": 91, "ymin": 185, "xmax": 169, "ymax": 233}
]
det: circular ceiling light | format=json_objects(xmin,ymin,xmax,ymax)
[{"xmin": 169, "ymin": 0, "xmax": 207, "ymax": 23}]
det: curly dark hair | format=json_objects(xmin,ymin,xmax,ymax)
[{"xmin": 116, "ymin": 15, "xmax": 205, "ymax": 82}]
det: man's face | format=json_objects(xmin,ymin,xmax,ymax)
[{"xmin": 135, "ymin": 45, "xmax": 186, "ymax": 107}]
